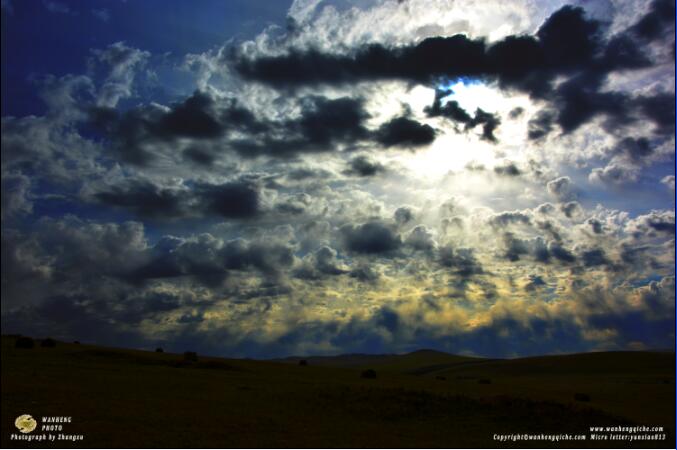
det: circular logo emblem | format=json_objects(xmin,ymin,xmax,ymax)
[{"xmin": 14, "ymin": 414, "xmax": 37, "ymax": 434}]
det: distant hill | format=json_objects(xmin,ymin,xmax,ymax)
[{"xmin": 275, "ymin": 348, "xmax": 483, "ymax": 372}]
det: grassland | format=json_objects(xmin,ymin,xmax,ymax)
[{"xmin": 1, "ymin": 336, "xmax": 674, "ymax": 448}]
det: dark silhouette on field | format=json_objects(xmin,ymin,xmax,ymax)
[
  {"xmin": 575, "ymin": 392, "xmax": 591, "ymax": 402},
  {"xmin": 41, "ymin": 338, "xmax": 57, "ymax": 347},
  {"xmin": 361, "ymin": 368, "xmax": 377, "ymax": 379},
  {"xmin": 14, "ymin": 336, "xmax": 34, "ymax": 349}
]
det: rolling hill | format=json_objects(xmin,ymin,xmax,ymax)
[
  {"xmin": 1, "ymin": 336, "xmax": 674, "ymax": 448},
  {"xmin": 275, "ymin": 348, "xmax": 484, "ymax": 372}
]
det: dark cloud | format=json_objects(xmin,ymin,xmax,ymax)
[
  {"xmin": 552, "ymin": 72, "xmax": 631, "ymax": 134},
  {"xmin": 509, "ymin": 107, "xmax": 524, "ymax": 118},
  {"xmin": 548, "ymin": 242, "xmax": 576, "ymax": 263},
  {"xmin": 89, "ymin": 90, "xmax": 271, "ymax": 165},
  {"xmin": 628, "ymin": 211, "xmax": 676, "ymax": 237},
  {"xmin": 375, "ymin": 116, "xmax": 436, "ymax": 147},
  {"xmin": 229, "ymin": 98, "xmax": 437, "ymax": 156},
  {"xmin": 345, "ymin": 155, "xmax": 386, "ymax": 177},
  {"xmin": 438, "ymin": 245, "xmax": 483, "ymax": 277},
  {"xmin": 294, "ymin": 96, "xmax": 370, "ymax": 146},
  {"xmin": 425, "ymin": 91, "xmax": 472, "ymax": 122},
  {"xmin": 154, "ymin": 91, "xmax": 224, "ymax": 139},
  {"xmin": 88, "ymin": 105, "xmax": 160, "ymax": 166},
  {"xmin": 295, "ymin": 246, "xmax": 347, "ymax": 279},
  {"xmin": 405, "ymin": 225, "xmax": 436, "ymax": 253},
  {"xmin": 233, "ymin": 34, "xmax": 487, "ymax": 88},
  {"xmin": 275, "ymin": 193, "xmax": 312, "ymax": 216},
  {"xmin": 92, "ymin": 93, "xmax": 375, "ymax": 162},
  {"xmin": 646, "ymin": 214, "xmax": 676, "ymax": 234},
  {"xmin": 536, "ymin": 220, "xmax": 562, "ymax": 242},
  {"xmin": 493, "ymin": 162, "xmax": 521, "ymax": 177},
  {"xmin": 581, "ymin": 248, "xmax": 609, "ymax": 267},
  {"xmin": 500, "ymin": 233, "xmax": 576, "ymax": 264},
  {"xmin": 349, "ymin": 265, "xmax": 380, "ymax": 283},
  {"xmin": 234, "ymin": 4, "xmax": 674, "ymax": 139},
  {"xmin": 130, "ymin": 235, "xmax": 294, "ymax": 286},
  {"xmin": 527, "ymin": 110, "xmax": 555, "ymax": 140},
  {"xmin": 129, "ymin": 235, "xmax": 226, "ymax": 287},
  {"xmin": 425, "ymin": 93, "xmax": 501, "ymax": 142},
  {"xmin": 1, "ymin": 218, "xmax": 152, "ymax": 311},
  {"xmin": 285, "ymin": 167, "xmax": 333, "ymax": 181},
  {"xmin": 525, "ymin": 274, "xmax": 547, "ymax": 291},
  {"xmin": 223, "ymin": 239, "xmax": 295, "ymax": 275},
  {"xmin": 341, "ymin": 222, "xmax": 402, "ymax": 254},
  {"xmin": 587, "ymin": 218, "xmax": 604, "ymax": 234},
  {"xmin": 501, "ymin": 232, "xmax": 530, "ymax": 261},
  {"xmin": 469, "ymin": 108, "xmax": 500, "ymax": 142},
  {"xmin": 614, "ymin": 137, "xmax": 653, "ymax": 161},
  {"xmin": 636, "ymin": 93, "xmax": 676, "ymax": 136},
  {"xmin": 394, "ymin": 206, "xmax": 414, "ymax": 225},
  {"xmin": 618, "ymin": 243, "xmax": 655, "ymax": 267},
  {"xmin": 536, "ymin": 6, "xmax": 601, "ymax": 69},
  {"xmin": 96, "ymin": 180, "xmax": 260, "ymax": 220},
  {"xmin": 628, "ymin": 0, "xmax": 676, "ymax": 42},
  {"xmin": 313, "ymin": 246, "xmax": 346, "ymax": 275},
  {"xmin": 535, "ymin": 202, "xmax": 556, "ymax": 215},
  {"xmin": 489, "ymin": 211, "xmax": 531, "ymax": 227},
  {"xmin": 182, "ymin": 146, "xmax": 216, "ymax": 166},
  {"xmin": 1, "ymin": 294, "xmax": 147, "ymax": 349},
  {"xmin": 560, "ymin": 201, "xmax": 581, "ymax": 219},
  {"xmin": 599, "ymin": 34, "xmax": 653, "ymax": 71},
  {"xmin": 197, "ymin": 181, "xmax": 260, "ymax": 219},
  {"xmin": 95, "ymin": 181, "xmax": 187, "ymax": 219}
]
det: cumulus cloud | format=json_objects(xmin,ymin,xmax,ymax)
[
  {"xmin": 547, "ymin": 176, "xmax": 575, "ymax": 202},
  {"xmin": 94, "ymin": 179, "xmax": 262, "ymax": 220},
  {"xmin": 345, "ymin": 155, "xmax": 386, "ymax": 177},
  {"xmin": 341, "ymin": 222, "xmax": 402, "ymax": 255},
  {"xmin": 91, "ymin": 42, "xmax": 150, "ymax": 108}
]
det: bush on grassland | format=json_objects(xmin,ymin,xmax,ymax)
[
  {"xmin": 574, "ymin": 393, "xmax": 591, "ymax": 402},
  {"xmin": 15, "ymin": 337, "xmax": 34, "ymax": 349},
  {"xmin": 41, "ymin": 338, "xmax": 57, "ymax": 347}
]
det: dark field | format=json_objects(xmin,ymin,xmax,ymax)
[{"xmin": 1, "ymin": 336, "xmax": 674, "ymax": 448}]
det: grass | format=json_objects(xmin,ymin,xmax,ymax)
[{"xmin": 1, "ymin": 336, "xmax": 674, "ymax": 448}]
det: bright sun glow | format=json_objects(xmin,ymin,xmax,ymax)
[
  {"xmin": 441, "ymin": 80, "xmax": 506, "ymax": 113},
  {"xmin": 398, "ymin": 80, "xmax": 533, "ymax": 178},
  {"xmin": 402, "ymin": 132, "xmax": 495, "ymax": 177}
]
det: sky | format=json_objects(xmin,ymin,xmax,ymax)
[{"xmin": 1, "ymin": 0, "xmax": 675, "ymax": 358}]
